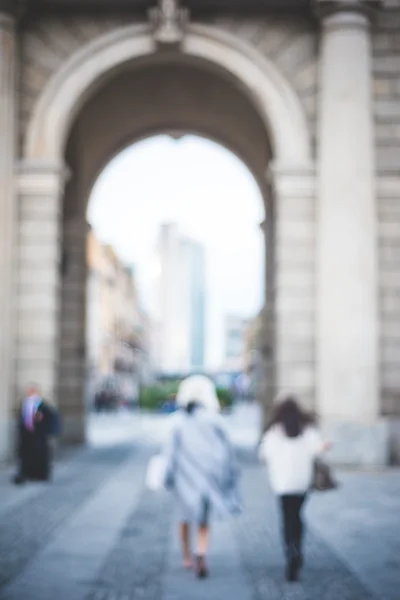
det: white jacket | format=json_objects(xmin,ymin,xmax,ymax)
[{"xmin": 259, "ymin": 424, "xmax": 322, "ymax": 495}]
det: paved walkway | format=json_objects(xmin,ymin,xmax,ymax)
[{"xmin": 0, "ymin": 409, "xmax": 399, "ymax": 600}]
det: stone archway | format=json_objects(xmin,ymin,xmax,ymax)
[
  {"xmin": 24, "ymin": 24, "xmax": 311, "ymax": 166},
  {"xmin": 16, "ymin": 22, "xmax": 315, "ymax": 443}
]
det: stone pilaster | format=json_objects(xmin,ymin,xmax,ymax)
[
  {"xmin": 0, "ymin": 11, "xmax": 16, "ymax": 462},
  {"xmin": 271, "ymin": 164, "xmax": 317, "ymax": 411},
  {"xmin": 15, "ymin": 163, "xmax": 68, "ymax": 408},
  {"xmin": 58, "ymin": 216, "xmax": 88, "ymax": 444},
  {"xmin": 317, "ymin": 1, "xmax": 384, "ymax": 464}
]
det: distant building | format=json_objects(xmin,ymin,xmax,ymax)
[
  {"xmin": 243, "ymin": 312, "xmax": 265, "ymax": 397},
  {"xmin": 86, "ymin": 229, "xmax": 151, "ymax": 405},
  {"xmin": 223, "ymin": 315, "xmax": 251, "ymax": 372},
  {"xmin": 154, "ymin": 223, "xmax": 205, "ymax": 375},
  {"xmin": 181, "ymin": 237, "xmax": 206, "ymax": 371}
]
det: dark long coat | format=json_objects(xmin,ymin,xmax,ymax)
[{"xmin": 16, "ymin": 400, "xmax": 55, "ymax": 481}]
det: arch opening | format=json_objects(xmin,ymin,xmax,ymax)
[
  {"xmin": 63, "ymin": 54, "xmax": 273, "ymax": 213},
  {"xmin": 57, "ymin": 55, "xmax": 277, "ymax": 441},
  {"xmin": 83, "ymin": 135, "xmax": 265, "ymax": 420}
]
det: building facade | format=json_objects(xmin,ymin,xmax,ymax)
[
  {"xmin": 86, "ymin": 229, "xmax": 149, "ymax": 407},
  {"xmin": 0, "ymin": 0, "xmax": 399, "ymax": 464},
  {"xmin": 223, "ymin": 315, "xmax": 250, "ymax": 373},
  {"xmin": 154, "ymin": 223, "xmax": 205, "ymax": 374},
  {"xmin": 181, "ymin": 236, "xmax": 206, "ymax": 372}
]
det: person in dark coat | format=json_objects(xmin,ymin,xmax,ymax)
[{"xmin": 13, "ymin": 384, "xmax": 58, "ymax": 485}]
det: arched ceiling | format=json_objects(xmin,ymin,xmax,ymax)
[{"xmin": 64, "ymin": 53, "xmax": 272, "ymax": 216}]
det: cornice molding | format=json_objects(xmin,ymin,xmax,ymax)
[{"xmin": 315, "ymin": 0, "xmax": 382, "ymax": 22}]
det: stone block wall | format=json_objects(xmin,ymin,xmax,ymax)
[
  {"xmin": 15, "ymin": 176, "xmax": 62, "ymax": 403},
  {"xmin": 274, "ymin": 170, "xmax": 316, "ymax": 410},
  {"xmin": 213, "ymin": 16, "xmax": 319, "ymax": 152},
  {"xmin": 373, "ymin": 7, "xmax": 400, "ymax": 417},
  {"xmin": 213, "ymin": 17, "xmax": 318, "ymax": 410},
  {"xmin": 18, "ymin": 15, "xmax": 127, "ymax": 153}
]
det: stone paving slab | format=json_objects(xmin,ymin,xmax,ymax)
[
  {"xmin": 163, "ymin": 513, "xmax": 252, "ymax": 600},
  {"xmin": 1, "ymin": 416, "xmax": 399, "ymax": 600},
  {"xmin": 310, "ymin": 471, "xmax": 400, "ymax": 600},
  {"xmin": 0, "ymin": 446, "xmax": 83, "ymax": 518},
  {"xmin": 0, "ymin": 447, "xmax": 149, "ymax": 600},
  {"xmin": 83, "ymin": 448, "xmax": 397, "ymax": 600},
  {"xmin": 85, "ymin": 487, "xmax": 173, "ymax": 600},
  {"xmin": 0, "ymin": 444, "xmax": 133, "ymax": 591},
  {"xmin": 234, "ymin": 460, "xmax": 397, "ymax": 600}
]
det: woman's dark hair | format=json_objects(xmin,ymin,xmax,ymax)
[
  {"xmin": 185, "ymin": 400, "xmax": 199, "ymax": 414},
  {"xmin": 266, "ymin": 396, "xmax": 314, "ymax": 438}
]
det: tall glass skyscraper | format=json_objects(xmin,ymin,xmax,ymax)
[
  {"xmin": 154, "ymin": 224, "xmax": 205, "ymax": 374},
  {"xmin": 183, "ymin": 238, "xmax": 205, "ymax": 371}
]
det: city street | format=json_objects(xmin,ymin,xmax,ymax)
[{"xmin": 0, "ymin": 405, "xmax": 399, "ymax": 600}]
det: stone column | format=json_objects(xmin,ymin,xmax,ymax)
[
  {"xmin": 258, "ymin": 215, "xmax": 275, "ymax": 432},
  {"xmin": 317, "ymin": 2, "xmax": 383, "ymax": 463},
  {"xmin": 0, "ymin": 10, "xmax": 16, "ymax": 462},
  {"xmin": 16, "ymin": 163, "xmax": 68, "ymax": 407}
]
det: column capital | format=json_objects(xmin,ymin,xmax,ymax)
[{"xmin": 315, "ymin": 0, "xmax": 381, "ymax": 28}]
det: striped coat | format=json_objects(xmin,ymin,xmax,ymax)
[{"xmin": 163, "ymin": 407, "xmax": 242, "ymax": 523}]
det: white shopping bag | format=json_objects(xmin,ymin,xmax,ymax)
[{"xmin": 145, "ymin": 454, "xmax": 168, "ymax": 491}]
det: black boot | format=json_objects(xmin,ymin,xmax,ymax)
[
  {"xmin": 196, "ymin": 555, "xmax": 209, "ymax": 579},
  {"xmin": 295, "ymin": 548, "xmax": 303, "ymax": 570},
  {"xmin": 294, "ymin": 535, "xmax": 304, "ymax": 570},
  {"xmin": 285, "ymin": 543, "xmax": 301, "ymax": 582}
]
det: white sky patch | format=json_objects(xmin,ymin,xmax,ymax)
[{"xmin": 88, "ymin": 135, "xmax": 264, "ymax": 369}]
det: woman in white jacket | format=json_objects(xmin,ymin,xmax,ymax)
[{"xmin": 259, "ymin": 396, "xmax": 329, "ymax": 582}]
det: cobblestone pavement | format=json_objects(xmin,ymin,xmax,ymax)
[
  {"xmin": 85, "ymin": 487, "xmax": 173, "ymax": 600},
  {"xmin": 0, "ymin": 410, "xmax": 399, "ymax": 600}
]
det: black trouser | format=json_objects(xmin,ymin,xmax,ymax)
[
  {"xmin": 18, "ymin": 428, "xmax": 51, "ymax": 481},
  {"xmin": 279, "ymin": 494, "xmax": 307, "ymax": 560}
]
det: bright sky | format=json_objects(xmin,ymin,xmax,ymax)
[{"xmin": 88, "ymin": 135, "xmax": 264, "ymax": 369}]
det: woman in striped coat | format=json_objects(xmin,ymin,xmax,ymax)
[{"xmin": 163, "ymin": 376, "xmax": 241, "ymax": 578}]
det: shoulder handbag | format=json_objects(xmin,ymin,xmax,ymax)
[
  {"xmin": 312, "ymin": 458, "xmax": 338, "ymax": 492},
  {"xmin": 145, "ymin": 428, "xmax": 181, "ymax": 492},
  {"xmin": 145, "ymin": 454, "xmax": 169, "ymax": 491}
]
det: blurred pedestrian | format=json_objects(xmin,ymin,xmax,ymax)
[
  {"xmin": 162, "ymin": 375, "xmax": 241, "ymax": 578},
  {"xmin": 259, "ymin": 396, "xmax": 329, "ymax": 582},
  {"xmin": 94, "ymin": 388, "xmax": 107, "ymax": 412},
  {"xmin": 13, "ymin": 383, "xmax": 60, "ymax": 485}
]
